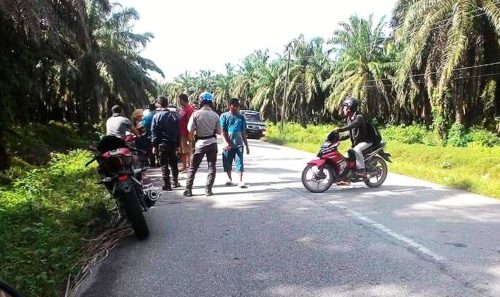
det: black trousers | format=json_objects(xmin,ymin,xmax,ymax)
[
  {"xmin": 185, "ymin": 143, "xmax": 217, "ymax": 190},
  {"xmin": 159, "ymin": 148, "xmax": 179, "ymax": 185}
]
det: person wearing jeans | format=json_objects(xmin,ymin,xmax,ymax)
[{"xmin": 220, "ymin": 98, "xmax": 249, "ymax": 188}]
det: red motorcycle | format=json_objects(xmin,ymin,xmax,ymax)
[
  {"xmin": 87, "ymin": 136, "xmax": 159, "ymax": 239},
  {"xmin": 301, "ymin": 132, "xmax": 391, "ymax": 193}
]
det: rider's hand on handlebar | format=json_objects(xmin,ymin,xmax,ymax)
[{"xmin": 327, "ymin": 129, "xmax": 339, "ymax": 142}]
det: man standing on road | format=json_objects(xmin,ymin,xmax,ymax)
[
  {"xmin": 141, "ymin": 103, "xmax": 157, "ymax": 167},
  {"xmin": 151, "ymin": 96, "xmax": 181, "ymax": 191},
  {"xmin": 178, "ymin": 93, "xmax": 194, "ymax": 172},
  {"xmin": 220, "ymin": 98, "xmax": 250, "ymax": 188},
  {"xmin": 106, "ymin": 105, "xmax": 140, "ymax": 139},
  {"xmin": 184, "ymin": 92, "xmax": 221, "ymax": 197}
]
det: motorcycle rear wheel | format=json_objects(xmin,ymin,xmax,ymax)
[
  {"xmin": 122, "ymin": 190, "xmax": 150, "ymax": 239},
  {"xmin": 363, "ymin": 155, "xmax": 388, "ymax": 188},
  {"xmin": 301, "ymin": 164, "xmax": 335, "ymax": 193}
]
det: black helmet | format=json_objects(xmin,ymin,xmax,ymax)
[{"xmin": 342, "ymin": 97, "xmax": 358, "ymax": 112}]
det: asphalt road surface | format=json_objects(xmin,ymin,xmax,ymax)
[{"xmin": 76, "ymin": 139, "xmax": 500, "ymax": 297}]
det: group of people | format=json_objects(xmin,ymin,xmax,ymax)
[{"xmin": 105, "ymin": 91, "xmax": 250, "ymax": 197}]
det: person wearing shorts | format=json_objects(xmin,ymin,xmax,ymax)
[{"xmin": 220, "ymin": 98, "xmax": 250, "ymax": 188}]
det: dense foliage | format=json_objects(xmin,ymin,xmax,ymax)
[{"xmin": 0, "ymin": 0, "xmax": 162, "ymax": 170}]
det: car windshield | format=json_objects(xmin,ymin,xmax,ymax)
[{"xmin": 242, "ymin": 112, "xmax": 261, "ymax": 122}]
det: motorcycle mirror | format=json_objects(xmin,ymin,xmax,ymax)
[{"xmin": 0, "ymin": 280, "xmax": 25, "ymax": 297}]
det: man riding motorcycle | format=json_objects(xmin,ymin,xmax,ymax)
[{"xmin": 331, "ymin": 97, "xmax": 372, "ymax": 178}]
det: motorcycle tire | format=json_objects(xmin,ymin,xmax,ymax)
[
  {"xmin": 363, "ymin": 155, "xmax": 388, "ymax": 188},
  {"xmin": 301, "ymin": 163, "xmax": 334, "ymax": 193},
  {"xmin": 122, "ymin": 190, "xmax": 150, "ymax": 240}
]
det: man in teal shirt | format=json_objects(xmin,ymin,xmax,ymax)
[{"xmin": 220, "ymin": 98, "xmax": 250, "ymax": 188}]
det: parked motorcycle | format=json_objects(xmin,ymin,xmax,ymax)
[
  {"xmin": 87, "ymin": 136, "xmax": 160, "ymax": 239},
  {"xmin": 301, "ymin": 132, "xmax": 392, "ymax": 193}
]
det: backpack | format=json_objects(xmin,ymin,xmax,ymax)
[{"xmin": 365, "ymin": 119, "xmax": 382, "ymax": 145}]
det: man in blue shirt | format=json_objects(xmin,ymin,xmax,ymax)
[
  {"xmin": 220, "ymin": 98, "xmax": 250, "ymax": 188},
  {"xmin": 140, "ymin": 103, "xmax": 157, "ymax": 167}
]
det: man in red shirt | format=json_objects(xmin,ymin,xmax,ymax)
[{"xmin": 178, "ymin": 93, "xmax": 194, "ymax": 172}]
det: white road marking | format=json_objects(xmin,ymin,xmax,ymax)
[
  {"xmin": 288, "ymin": 187, "xmax": 447, "ymax": 262},
  {"xmin": 341, "ymin": 206, "xmax": 447, "ymax": 262}
]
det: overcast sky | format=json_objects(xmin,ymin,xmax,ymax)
[{"xmin": 117, "ymin": 0, "xmax": 398, "ymax": 82}]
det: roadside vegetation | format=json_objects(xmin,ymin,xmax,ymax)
[
  {"xmin": 264, "ymin": 123, "xmax": 500, "ymax": 199},
  {"xmin": 0, "ymin": 123, "xmax": 114, "ymax": 297}
]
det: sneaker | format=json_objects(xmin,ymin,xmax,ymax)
[
  {"xmin": 162, "ymin": 185, "xmax": 172, "ymax": 191},
  {"xmin": 238, "ymin": 182, "xmax": 247, "ymax": 188},
  {"xmin": 183, "ymin": 189, "xmax": 192, "ymax": 197},
  {"xmin": 172, "ymin": 181, "xmax": 181, "ymax": 188},
  {"xmin": 225, "ymin": 179, "xmax": 233, "ymax": 186},
  {"xmin": 205, "ymin": 188, "xmax": 213, "ymax": 196}
]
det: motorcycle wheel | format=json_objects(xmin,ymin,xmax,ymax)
[
  {"xmin": 363, "ymin": 155, "xmax": 388, "ymax": 188},
  {"xmin": 301, "ymin": 163, "xmax": 334, "ymax": 193},
  {"xmin": 122, "ymin": 190, "xmax": 150, "ymax": 240}
]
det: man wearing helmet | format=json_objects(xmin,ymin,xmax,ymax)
[
  {"xmin": 184, "ymin": 91, "xmax": 221, "ymax": 197},
  {"xmin": 333, "ymin": 97, "xmax": 372, "ymax": 177}
]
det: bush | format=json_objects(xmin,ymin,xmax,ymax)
[
  {"xmin": 467, "ymin": 127, "xmax": 500, "ymax": 147},
  {"xmin": 447, "ymin": 123, "xmax": 470, "ymax": 147}
]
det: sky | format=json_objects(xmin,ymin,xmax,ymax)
[{"xmin": 117, "ymin": 0, "xmax": 398, "ymax": 82}]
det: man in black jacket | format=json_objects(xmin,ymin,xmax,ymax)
[
  {"xmin": 333, "ymin": 97, "xmax": 372, "ymax": 177},
  {"xmin": 151, "ymin": 96, "xmax": 181, "ymax": 191}
]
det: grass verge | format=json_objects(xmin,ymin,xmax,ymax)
[{"xmin": 1, "ymin": 121, "xmax": 113, "ymax": 296}]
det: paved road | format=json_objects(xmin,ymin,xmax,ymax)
[{"xmin": 76, "ymin": 139, "xmax": 500, "ymax": 297}]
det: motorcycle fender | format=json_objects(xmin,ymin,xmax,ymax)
[
  {"xmin": 307, "ymin": 158, "xmax": 327, "ymax": 167},
  {"xmin": 378, "ymin": 150, "xmax": 392, "ymax": 162}
]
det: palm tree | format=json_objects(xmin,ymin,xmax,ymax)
[
  {"xmin": 213, "ymin": 64, "xmax": 235, "ymax": 109},
  {"xmin": 86, "ymin": 2, "xmax": 163, "ymax": 119},
  {"xmin": 251, "ymin": 59, "xmax": 284, "ymax": 122},
  {"xmin": 393, "ymin": 0, "xmax": 500, "ymax": 131},
  {"xmin": 285, "ymin": 35, "xmax": 331, "ymax": 124},
  {"xmin": 233, "ymin": 50, "xmax": 269, "ymax": 104},
  {"xmin": 324, "ymin": 15, "xmax": 394, "ymax": 120}
]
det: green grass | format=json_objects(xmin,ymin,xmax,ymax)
[
  {"xmin": 264, "ymin": 123, "xmax": 500, "ymax": 199},
  {"xmin": 1, "ymin": 122, "xmax": 111, "ymax": 296},
  {"xmin": 0, "ymin": 150, "xmax": 113, "ymax": 297}
]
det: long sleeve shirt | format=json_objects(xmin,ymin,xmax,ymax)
[{"xmin": 338, "ymin": 113, "xmax": 370, "ymax": 145}]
